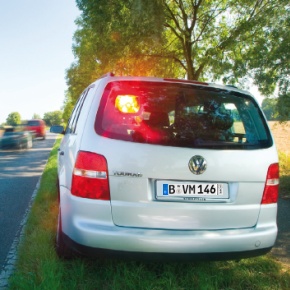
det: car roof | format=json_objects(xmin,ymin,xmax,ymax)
[{"xmin": 94, "ymin": 73, "xmax": 253, "ymax": 98}]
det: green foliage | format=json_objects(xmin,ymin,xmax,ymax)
[
  {"xmin": 43, "ymin": 111, "xmax": 63, "ymax": 127},
  {"xmin": 262, "ymin": 98, "xmax": 279, "ymax": 120},
  {"xmin": 248, "ymin": 10, "xmax": 290, "ymax": 95},
  {"xmin": 62, "ymin": 92, "xmax": 75, "ymax": 124},
  {"xmin": 32, "ymin": 113, "xmax": 41, "ymax": 120},
  {"xmin": 277, "ymin": 93, "xmax": 290, "ymax": 121},
  {"xmin": 247, "ymin": 4, "xmax": 290, "ymax": 119},
  {"xmin": 279, "ymin": 151, "xmax": 290, "ymax": 176},
  {"xmin": 64, "ymin": 0, "xmax": 290, "ymax": 119},
  {"xmin": 6, "ymin": 112, "xmax": 21, "ymax": 126},
  {"xmin": 278, "ymin": 151, "xmax": 290, "ymax": 198}
]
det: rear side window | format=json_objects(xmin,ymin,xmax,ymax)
[{"xmin": 95, "ymin": 81, "xmax": 272, "ymax": 149}]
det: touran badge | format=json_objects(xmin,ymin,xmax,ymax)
[{"xmin": 188, "ymin": 155, "xmax": 207, "ymax": 175}]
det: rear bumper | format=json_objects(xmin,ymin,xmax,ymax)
[
  {"xmin": 63, "ymin": 231, "xmax": 273, "ymax": 261},
  {"xmin": 63, "ymin": 213, "xmax": 277, "ymax": 260},
  {"xmin": 60, "ymin": 188, "xmax": 277, "ymax": 260},
  {"xmin": 74, "ymin": 225, "xmax": 276, "ymax": 252}
]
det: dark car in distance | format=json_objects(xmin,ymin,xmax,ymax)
[{"xmin": 0, "ymin": 127, "xmax": 33, "ymax": 149}]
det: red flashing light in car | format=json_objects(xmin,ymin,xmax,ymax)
[{"xmin": 115, "ymin": 95, "xmax": 140, "ymax": 113}]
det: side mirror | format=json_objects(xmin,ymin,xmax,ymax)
[{"xmin": 50, "ymin": 125, "xmax": 65, "ymax": 134}]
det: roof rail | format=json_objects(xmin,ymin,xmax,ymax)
[
  {"xmin": 164, "ymin": 78, "xmax": 208, "ymax": 86},
  {"xmin": 225, "ymin": 84, "xmax": 239, "ymax": 89}
]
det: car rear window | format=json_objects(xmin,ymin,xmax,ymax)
[
  {"xmin": 95, "ymin": 81, "xmax": 272, "ymax": 149},
  {"xmin": 27, "ymin": 120, "xmax": 40, "ymax": 126}
]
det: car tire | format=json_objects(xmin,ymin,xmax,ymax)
[{"xmin": 56, "ymin": 208, "xmax": 74, "ymax": 259}]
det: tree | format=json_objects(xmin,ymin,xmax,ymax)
[
  {"xmin": 276, "ymin": 93, "xmax": 290, "ymax": 121},
  {"xmin": 73, "ymin": 0, "xmax": 288, "ymax": 79},
  {"xmin": 43, "ymin": 111, "xmax": 63, "ymax": 127},
  {"xmin": 67, "ymin": 0, "xmax": 173, "ymax": 103},
  {"xmin": 261, "ymin": 98, "xmax": 278, "ymax": 120},
  {"xmin": 247, "ymin": 11, "xmax": 290, "ymax": 119},
  {"xmin": 62, "ymin": 92, "xmax": 75, "ymax": 124},
  {"xmin": 32, "ymin": 113, "xmax": 41, "ymax": 119},
  {"xmin": 65, "ymin": 0, "xmax": 289, "ymax": 118},
  {"xmin": 248, "ymin": 11, "xmax": 290, "ymax": 94},
  {"xmin": 6, "ymin": 112, "xmax": 21, "ymax": 126}
]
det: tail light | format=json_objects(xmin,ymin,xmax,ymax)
[
  {"xmin": 261, "ymin": 163, "xmax": 279, "ymax": 204},
  {"xmin": 71, "ymin": 151, "xmax": 110, "ymax": 200}
]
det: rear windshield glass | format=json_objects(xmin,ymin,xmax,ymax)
[
  {"xmin": 27, "ymin": 120, "xmax": 40, "ymax": 126},
  {"xmin": 95, "ymin": 81, "xmax": 272, "ymax": 149}
]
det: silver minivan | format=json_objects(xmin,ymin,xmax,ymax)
[{"xmin": 52, "ymin": 74, "xmax": 279, "ymax": 260}]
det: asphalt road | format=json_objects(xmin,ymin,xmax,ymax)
[{"xmin": 0, "ymin": 133, "xmax": 56, "ymax": 269}]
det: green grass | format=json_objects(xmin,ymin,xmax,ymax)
[
  {"xmin": 9, "ymin": 141, "xmax": 290, "ymax": 289},
  {"xmin": 279, "ymin": 151, "xmax": 290, "ymax": 198}
]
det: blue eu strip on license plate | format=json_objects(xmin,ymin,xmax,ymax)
[
  {"xmin": 162, "ymin": 183, "xmax": 223, "ymax": 196},
  {"xmin": 163, "ymin": 184, "xmax": 169, "ymax": 195}
]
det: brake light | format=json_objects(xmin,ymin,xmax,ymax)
[
  {"xmin": 71, "ymin": 151, "xmax": 110, "ymax": 200},
  {"xmin": 261, "ymin": 163, "xmax": 279, "ymax": 204}
]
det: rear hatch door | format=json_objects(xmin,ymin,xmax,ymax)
[
  {"xmin": 106, "ymin": 142, "xmax": 274, "ymax": 230},
  {"xmin": 94, "ymin": 79, "xmax": 276, "ymax": 230}
]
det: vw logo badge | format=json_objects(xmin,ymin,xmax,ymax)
[{"xmin": 188, "ymin": 155, "xmax": 207, "ymax": 175}]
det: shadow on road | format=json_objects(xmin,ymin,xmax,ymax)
[
  {"xmin": 0, "ymin": 134, "xmax": 56, "ymax": 268},
  {"xmin": 271, "ymin": 197, "xmax": 290, "ymax": 265},
  {"xmin": 0, "ymin": 136, "xmax": 55, "ymax": 178}
]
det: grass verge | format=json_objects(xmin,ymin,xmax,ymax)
[
  {"xmin": 9, "ymin": 140, "xmax": 290, "ymax": 289},
  {"xmin": 279, "ymin": 151, "xmax": 290, "ymax": 199}
]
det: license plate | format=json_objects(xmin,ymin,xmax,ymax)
[
  {"xmin": 162, "ymin": 183, "xmax": 223, "ymax": 196},
  {"xmin": 156, "ymin": 181, "xmax": 228, "ymax": 201}
]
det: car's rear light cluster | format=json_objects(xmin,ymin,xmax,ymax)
[
  {"xmin": 261, "ymin": 163, "xmax": 279, "ymax": 204},
  {"xmin": 71, "ymin": 151, "xmax": 110, "ymax": 200}
]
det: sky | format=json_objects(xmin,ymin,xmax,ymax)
[{"xmin": 0, "ymin": 0, "xmax": 80, "ymax": 124}]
